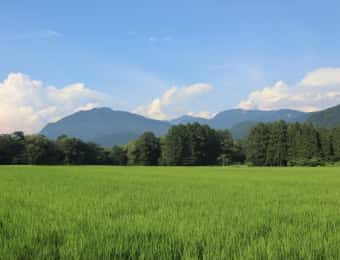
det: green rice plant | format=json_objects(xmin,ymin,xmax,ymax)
[{"xmin": 1, "ymin": 166, "xmax": 340, "ymax": 259}]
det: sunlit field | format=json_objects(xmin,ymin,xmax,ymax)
[{"xmin": 1, "ymin": 166, "xmax": 340, "ymax": 259}]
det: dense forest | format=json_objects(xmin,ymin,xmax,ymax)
[{"xmin": 1, "ymin": 121, "xmax": 340, "ymax": 166}]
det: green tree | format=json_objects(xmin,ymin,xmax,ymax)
[
  {"xmin": 265, "ymin": 121, "xmax": 288, "ymax": 166},
  {"xmin": 287, "ymin": 123, "xmax": 301, "ymax": 164},
  {"xmin": 318, "ymin": 128, "xmax": 333, "ymax": 162},
  {"xmin": 162, "ymin": 125, "xmax": 192, "ymax": 165},
  {"xmin": 217, "ymin": 129, "xmax": 234, "ymax": 165},
  {"xmin": 331, "ymin": 126, "xmax": 340, "ymax": 161},
  {"xmin": 111, "ymin": 146, "xmax": 127, "ymax": 165},
  {"xmin": 298, "ymin": 123, "xmax": 321, "ymax": 160},
  {"xmin": 0, "ymin": 132, "xmax": 26, "ymax": 164},
  {"xmin": 231, "ymin": 140, "xmax": 246, "ymax": 164},
  {"xmin": 134, "ymin": 132, "xmax": 160, "ymax": 165},
  {"xmin": 84, "ymin": 142, "xmax": 108, "ymax": 164},
  {"xmin": 56, "ymin": 136, "xmax": 88, "ymax": 164},
  {"xmin": 126, "ymin": 132, "xmax": 160, "ymax": 165},
  {"xmin": 187, "ymin": 123, "xmax": 221, "ymax": 165},
  {"xmin": 126, "ymin": 140, "xmax": 138, "ymax": 165},
  {"xmin": 287, "ymin": 123, "xmax": 323, "ymax": 166},
  {"xmin": 0, "ymin": 134, "xmax": 15, "ymax": 164},
  {"xmin": 25, "ymin": 135, "xmax": 60, "ymax": 164},
  {"xmin": 246, "ymin": 123, "xmax": 270, "ymax": 166}
]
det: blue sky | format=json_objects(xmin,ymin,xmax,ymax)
[{"xmin": 1, "ymin": 1, "xmax": 340, "ymax": 133}]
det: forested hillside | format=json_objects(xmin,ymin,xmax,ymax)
[
  {"xmin": 209, "ymin": 109, "xmax": 308, "ymax": 129},
  {"xmin": 246, "ymin": 122, "xmax": 340, "ymax": 166},
  {"xmin": 308, "ymin": 105, "xmax": 340, "ymax": 128}
]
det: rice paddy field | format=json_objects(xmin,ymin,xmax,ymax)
[{"xmin": 1, "ymin": 166, "xmax": 340, "ymax": 259}]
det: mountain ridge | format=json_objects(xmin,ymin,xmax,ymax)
[
  {"xmin": 40, "ymin": 108, "xmax": 171, "ymax": 146},
  {"xmin": 307, "ymin": 104, "xmax": 340, "ymax": 128},
  {"xmin": 40, "ymin": 105, "xmax": 340, "ymax": 146}
]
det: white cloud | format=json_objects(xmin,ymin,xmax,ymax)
[
  {"xmin": 134, "ymin": 83, "xmax": 213, "ymax": 120},
  {"xmin": 187, "ymin": 111, "xmax": 216, "ymax": 119},
  {"xmin": 239, "ymin": 67, "xmax": 340, "ymax": 112},
  {"xmin": 0, "ymin": 73, "xmax": 108, "ymax": 134},
  {"xmin": 39, "ymin": 29, "xmax": 62, "ymax": 38},
  {"xmin": 300, "ymin": 68, "xmax": 340, "ymax": 87}
]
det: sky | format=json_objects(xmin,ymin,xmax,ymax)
[{"xmin": 1, "ymin": 0, "xmax": 340, "ymax": 133}]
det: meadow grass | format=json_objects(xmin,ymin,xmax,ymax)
[{"xmin": 1, "ymin": 166, "xmax": 340, "ymax": 259}]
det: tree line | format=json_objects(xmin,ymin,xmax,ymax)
[
  {"xmin": 0, "ymin": 133, "xmax": 113, "ymax": 165},
  {"xmin": 247, "ymin": 121, "xmax": 340, "ymax": 166},
  {"xmin": 0, "ymin": 121, "xmax": 340, "ymax": 166}
]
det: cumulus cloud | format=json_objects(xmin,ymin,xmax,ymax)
[
  {"xmin": 0, "ymin": 73, "xmax": 108, "ymax": 134},
  {"xmin": 187, "ymin": 111, "xmax": 216, "ymax": 119},
  {"xmin": 134, "ymin": 83, "xmax": 213, "ymax": 120},
  {"xmin": 300, "ymin": 68, "xmax": 340, "ymax": 87},
  {"xmin": 239, "ymin": 67, "xmax": 340, "ymax": 112}
]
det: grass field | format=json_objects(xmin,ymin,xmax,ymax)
[{"xmin": 1, "ymin": 166, "xmax": 340, "ymax": 259}]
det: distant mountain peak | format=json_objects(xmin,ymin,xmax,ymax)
[
  {"xmin": 170, "ymin": 115, "xmax": 209, "ymax": 125},
  {"xmin": 308, "ymin": 104, "xmax": 340, "ymax": 127},
  {"xmin": 40, "ymin": 104, "xmax": 340, "ymax": 146},
  {"xmin": 40, "ymin": 108, "xmax": 171, "ymax": 146},
  {"xmin": 210, "ymin": 108, "xmax": 308, "ymax": 129}
]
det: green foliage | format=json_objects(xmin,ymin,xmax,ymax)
[
  {"xmin": 0, "ymin": 134, "xmax": 114, "ymax": 165},
  {"xmin": 187, "ymin": 123, "xmax": 221, "ymax": 165},
  {"xmin": 265, "ymin": 121, "xmax": 288, "ymax": 166},
  {"xmin": 56, "ymin": 136, "xmax": 88, "ymax": 164},
  {"xmin": 2, "ymin": 121, "xmax": 340, "ymax": 166},
  {"xmin": 217, "ymin": 129, "xmax": 233, "ymax": 165},
  {"xmin": 161, "ymin": 123, "xmax": 223, "ymax": 165},
  {"xmin": 287, "ymin": 123, "xmax": 301, "ymax": 162},
  {"xmin": 246, "ymin": 122, "xmax": 336, "ymax": 166},
  {"xmin": 25, "ymin": 135, "xmax": 61, "ymax": 164},
  {"xmin": 126, "ymin": 132, "xmax": 161, "ymax": 165},
  {"xmin": 298, "ymin": 123, "xmax": 321, "ymax": 160},
  {"xmin": 2, "ymin": 166, "xmax": 340, "ymax": 259},
  {"xmin": 161, "ymin": 125, "xmax": 192, "ymax": 165},
  {"xmin": 0, "ymin": 132, "xmax": 26, "ymax": 164},
  {"xmin": 287, "ymin": 157, "xmax": 325, "ymax": 167},
  {"xmin": 332, "ymin": 126, "xmax": 340, "ymax": 161},
  {"xmin": 111, "ymin": 146, "xmax": 127, "ymax": 165},
  {"xmin": 246, "ymin": 123, "xmax": 270, "ymax": 166},
  {"xmin": 125, "ymin": 133, "xmax": 159, "ymax": 165},
  {"xmin": 134, "ymin": 132, "xmax": 161, "ymax": 165},
  {"xmin": 126, "ymin": 140, "xmax": 139, "ymax": 165},
  {"xmin": 318, "ymin": 128, "xmax": 334, "ymax": 161}
]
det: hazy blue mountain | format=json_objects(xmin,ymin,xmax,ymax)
[
  {"xmin": 307, "ymin": 104, "xmax": 340, "ymax": 128},
  {"xmin": 91, "ymin": 132, "xmax": 142, "ymax": 146},
  {"xmin": 40, "ymin": 108, "xmax": 171, "ymax": 146},
  {"xmin": 170, "ymin": 115, "xmax": 209, "ymax": 125},
  {"xmin": 227, "ymin": 105, "xmax": 340, "ymax": 138},
  {"xmin": 40, "ymin": 105, "xmax": 340, "ymax": 146},
  {"xmin": 230, "ymin": 121, "xmax": 258, "ymax": 140},
  {"xmin": 209, "ymin": 109, "xmax": 308, "ymax": 129}
]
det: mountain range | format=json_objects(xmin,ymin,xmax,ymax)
[
  {"xmin": 40, "ymin": 104, "xmax": 340, "ymax": 146},
  {"xmin": 40, "ymin": 108, "xmax": 170, "ymax": 146}
]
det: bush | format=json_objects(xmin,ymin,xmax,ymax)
[{"xmin": 288, "ymin": 157, "xmax": 325, "ymax": 167}]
